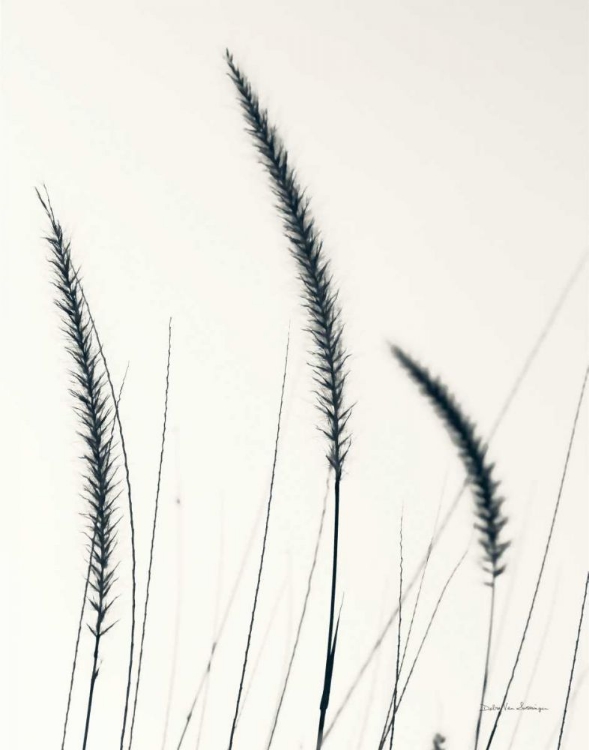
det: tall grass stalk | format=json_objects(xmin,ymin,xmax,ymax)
[
  {"xmin": 226, "ymin": 334, "xmax": 290, "ymax": 749},
  {"xmin": 556, "ymin": 572, "xmax": 588, "ymax": 750},
  {"xmin": 225, "ymin": 51, "xmax": 352, "ymax": 750},
  {"xmin": 38, "ymin": 189, "xmax": 120, "ymax": 750},
  {"xmin": 484, "ymin": 365, "xmax": 588, "ymax": 750},
  {"xmin": 128, "ymin": 320, "xmax": 173, "ymax": 749}
]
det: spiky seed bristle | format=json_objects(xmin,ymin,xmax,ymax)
[
  {"xmin": 392, "ymin": 345, "xmax": 509, "ymax": 580},
  {"xmin": 225, "ymin": 52, "xmax": 351, "ymax": 476}
]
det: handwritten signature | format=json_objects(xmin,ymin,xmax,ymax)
[{"xmin": 481, "ymin": 702, "xmax": 548, "ymax": 713}]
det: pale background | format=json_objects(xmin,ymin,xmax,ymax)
[{"xmin": 2, "ymin": 1, "xmax": 587, "ymax": 749}]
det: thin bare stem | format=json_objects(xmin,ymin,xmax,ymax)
[
  {"xmin": 542, "ymin": 670, "xmax": 588, "ymax": 750},
  {"xmin": 396, "ymin": 543, "xmax": 470, "ymax": 711},
  {"xmin": 400, "ymin": 481, "xmax": 445, "ymax": 675},
  {"xmin": 556, "ymin": 572, "xmax": 589, "ymax": 750},
  {"xmin": 474, "ymin": 581, "xmax": 496, "ymax": 750},
  {"xmin": 226, "ymin": 334, "xmax": 290, "ymax": 749},
  {"xmin": 388, "ymin": 512, "xmax": 404, "ymax": 750},
  {"xmin": 128, "ymin": 320, "xmax": 173, "ymax": 749},
  {"xmin": 162, "ymin": 497, "xmax": 183, "ymax": 750},
  {"xmin": 237, "ymin": 580, "xmax": 287, "ymax": 722},
  {"xmin": 175, "ymin": 497, "xmax": 267, "ymax": 750},
  {"xmin": 378, "ymin": 545, "xmax": 469, "ymax": 748},
  {"xmin": 507, "ymin": 578, "xmax": 559, "ymax": 750},
  {"xmin": 194, "ymin": 507, "xmax": 225, "ymax": 750},
  {"xmin": 266, "ymin": 477, "xmax": 329, "ymax": 749}
]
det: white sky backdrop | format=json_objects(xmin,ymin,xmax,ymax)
[{"xmin": 2, "ymin": 1, "xmax": 587, "ymax": 749}]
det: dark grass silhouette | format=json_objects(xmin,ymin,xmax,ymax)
[
  {"xmin": 225, "ymin": 50, "xmax": 352, "ymax": 750},
  {"xmin": 38, "ymin": 189, "xmax": 121, "ymax": 750},
  {"xmin": 556, "ymin": 572, "xmax": 589, "ymax": 750},
  {"xmin": 226, "ymin": 334, "xmax": 290, "ymax": 749},
  {"xmin": 128, "ymin": 320, "xmax": 173, "ymax": 750},
  {"xmin": 390, "ymin": 346, "xmax": 509, "ymax": 750},
  {"xmin": 324, "ymin": 252, "xmax": 585, "ymax": 739},
  {"xmin": 484, "ymin": 366, "xmax": 588, "ymax": 750}
]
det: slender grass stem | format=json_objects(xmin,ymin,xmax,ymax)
[
  {"xmin": 128, "ymin": 320, "xmax": 173, "ymax": 749},
  {"xmin": 474, "ymin": 581, "xmax": 496, "ymax": 750},
  {"xmin": 175, "ymin": 497, "xmax": 267, "ymax": 750},
  {"xmin": 542, "ymin": 670, "xmax": 587, "ymax": 750},
  {"xmin": 266, "ymin": 477, "xmax": 329, "ymax": 749},
  {"xmin": 162, "ymin": 496, "xmax": 183, "ymax": 750},
  {"xmin": 400, "ymin": 480, "xmax": 445, "ymax": 675},
  {"xmin": 316, "ymin": 473, "xmax": 341, "ymax": 750},
  {"xmin": 226, "ymin": 334, "xmax": 290, "ymax": 750},
  {"xmin": 378, "ymin": 545, "xmax": 469, "ymax": 747},
  {"xmin": 507, "ymin": 578, "xmax": 558, "ymax": 750},
  {"xmin": 388, "ymin": 513, "xmax": 404, "ymax": 750},
  {"xmin": 556, "ymin": 572, "xmax": 589, "ymax": 750},
  {"xmin": 194, "ymin": 507, "xmax": 225, "ymax": 750},
  {"xmin": 237, "ymin": 579, "xmax": 287, "ymax": 723},
  {"xmin": 396, "ymin": 543, "xmax": 470, "ymax": 711}
]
